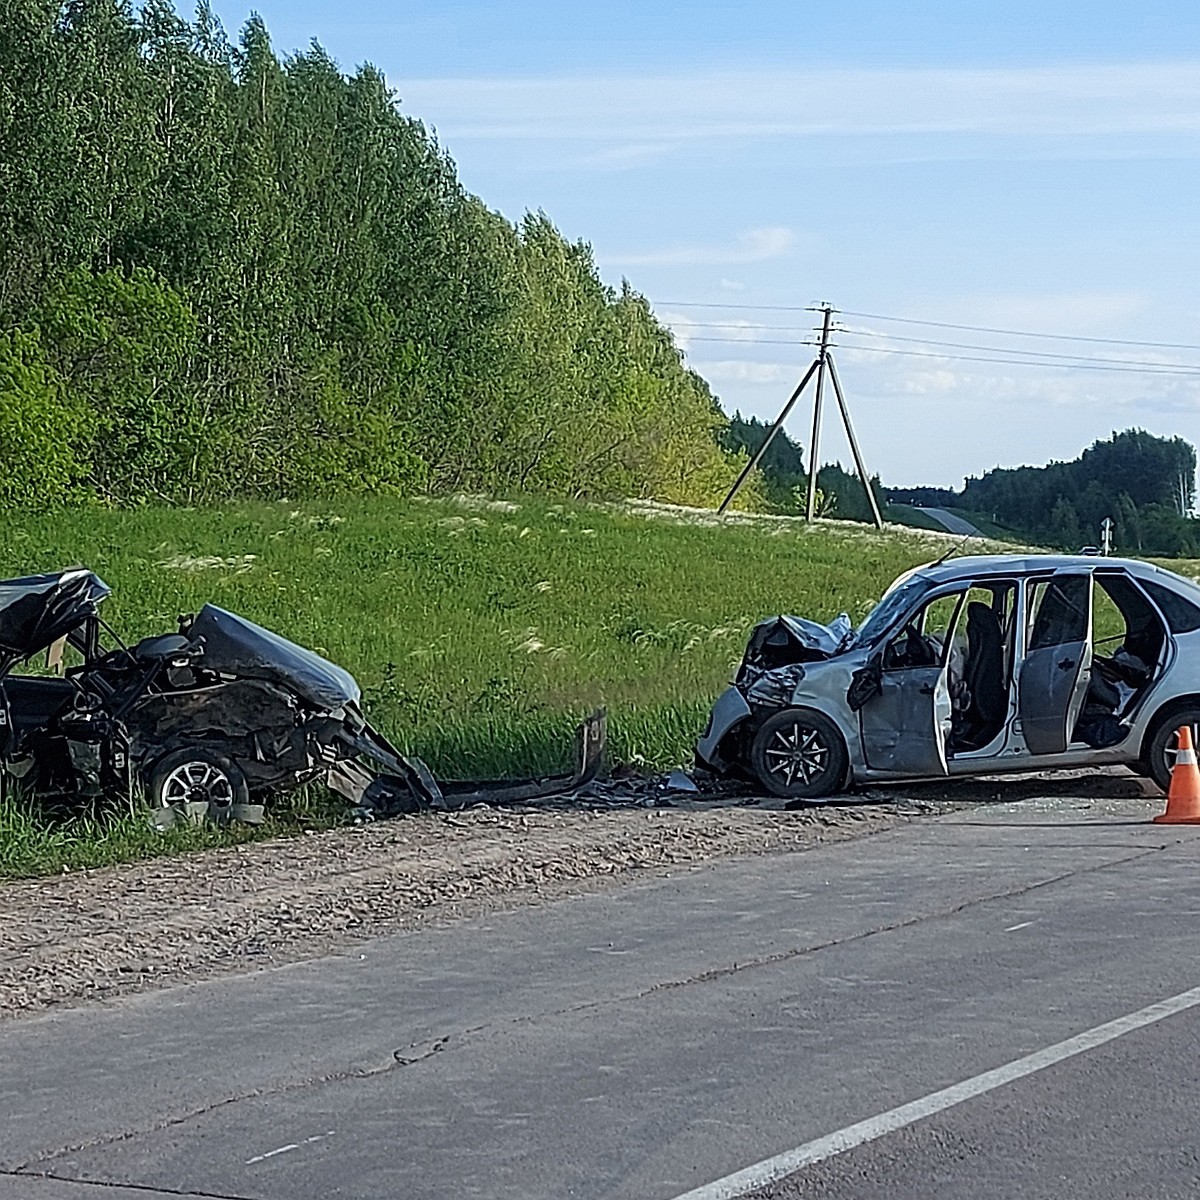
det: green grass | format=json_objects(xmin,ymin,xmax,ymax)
[
  {"xmin": 0, "ymin": 784, "xmax": 342, "ymax": 878},
  {"xmin": 0, "ymin": 496, "xmax": 1006, "ymax": 875}
]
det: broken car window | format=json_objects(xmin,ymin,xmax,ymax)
[
  {"xmin": 1027, "ymin": 575, "xmax": 1090, "ymax": 651},
  {"xmin": 852, "ymin": 576, "xmax": 934, "ymax": 650}
]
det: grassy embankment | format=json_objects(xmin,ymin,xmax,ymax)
[{"xmin": 1, "ymin": 495, "xmax": 1002, "ymax": 876}]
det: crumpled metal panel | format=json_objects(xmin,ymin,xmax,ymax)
[
  {"xmin": 186, "ymin": 605, "xmax": 361, "ymax": 712},
  {"xmin": 737, "ymin": 613, "xmax": 853, "ymax": 681},
  {"xmin": 743, "ymin": 663, "xmax": 808, "ymax": 708},
  {"xmin": 0, "ymin": 570, "xmax": 109, "ymax": 666},
  {"xmin": 695, "ymin": 687, "xmax": 752, "ymax": 767}
]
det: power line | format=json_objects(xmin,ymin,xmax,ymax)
[
  {"xmin": 660, "ymin": 319, "xmax": 1200, "ymax": 370},
  {"xmin": 654, "ymin": 300, "xmax": 1200, "ymax": 353},
  {"xmin": 840, "ymin": 309, "xmax": 1200, "ymax": 352},
  {"xmin": 835, "ymin": 328, "xmax": 1200, "ymax": 371},
  {"xmin": 844, "ymin": 344, "xmax": 1200, "ymax": 376},
  {"xmin": 681, "ymin": 336, "xmax": 1200, "ymax": 376}
]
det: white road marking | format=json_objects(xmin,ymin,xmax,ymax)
[
  {"xmin": 1004, "ymin": 921, "xmax": 1034, "ymax": 932},
  {"xmin": 670, "ymin": 983, "xmax": 1200, "ymax": 1200},
  {"xmin": 246, "ymin": 1130, "xmax": 335, "ymax": 1166},
  {"xmin": 246, "ymin": 1143, "xmax": 298, "ymax": 1165}
]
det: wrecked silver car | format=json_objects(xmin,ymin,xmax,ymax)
[
  {"xmin": 0, "ymin": 570, "xmax": 604, "ymax": 821},
  {"xmin": 697, "ymin": 554, "xmax": 1200, "ymax": 799}
]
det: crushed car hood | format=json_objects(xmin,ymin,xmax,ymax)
[
  {"xmin": 738, "ymin": 613, "xmax": 853, "ymax": 674},
  {"xmin": 187, "ymin": 605, "xmax": 361, "ymax": 711},
  {"xmin": 0, "ymin": 569, "xmax": 110, "ymax": 669}
]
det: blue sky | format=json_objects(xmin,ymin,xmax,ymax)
[{"xmin": 211, "ymin": 1, "xmax": 1200, "ymax": 493}]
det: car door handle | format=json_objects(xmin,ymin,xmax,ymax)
[
  {"xmin": 1057, "ymin": 658, "xmax": 1076, "ymax": 670},
  {"xmin": 919, "ymin": 684, "xmax": 935, "ymax": 695}
]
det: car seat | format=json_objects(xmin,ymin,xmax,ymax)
[{"xmin": 962, "ymin": 602, "xmax": 1006, "ymax": 746}]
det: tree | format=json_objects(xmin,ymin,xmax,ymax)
[
  {"xmin": 1049, "ymin": 497, "xmax": 1082, "ymax": 550},
  {"xmin": 0, "ymin": 0, "xmax": 754, "ymax": 510},
  {"xmin": 1114, "ymin": 492, "xmax": 1142, "ymax": 554},
  {"xmin": 0, "ymin": 330, "xmax": 88, "ymax": 506}
]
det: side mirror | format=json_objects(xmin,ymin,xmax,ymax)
[{"xmin": 847, "ymin": 654, "xmax": 884, "ymax": 712}]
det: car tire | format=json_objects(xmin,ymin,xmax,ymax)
[
  {"xmin": 749, "ymin": 708, "xmax": 848, "ymax": 800},
  {"xmin": 144, "ymin": 748, "xmax": 250, "ymax": 820},
  {"xmin": 1143, "ymin": 709, "xmax": 1200, "ymax": 793}
]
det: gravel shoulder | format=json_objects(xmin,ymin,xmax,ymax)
[
  {"xmin": 0, "ymin": 767, "xmax": 1159, "ymax": 1021},
  {"xmin": 0, "ymin": 796, "xmax": 909, "ymax": 1019}
]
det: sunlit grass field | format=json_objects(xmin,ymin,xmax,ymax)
[
  {"xmin": 0, "ymin": 493, "xmax": 1050, "ymax": 876},
  {"xmin": 0, "ymin": 496, "xmax": 974, "ymax": 770}
]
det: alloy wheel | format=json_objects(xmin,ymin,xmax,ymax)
[
  {"xmin": 160, "ymin": 760, "xmax": 235, "ymax": 812},
  {"xmin": 763, "ymin": 720, "xmax": 830, "ymax": 788}
]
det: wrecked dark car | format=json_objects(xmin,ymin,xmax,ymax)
[
  {"xmin": 696, "ymin": 554, "xmax": 1200, "ymax": 800},
  {"xmin": 0, "ymin": 570, "xmax": 604, "ymax": 822}
]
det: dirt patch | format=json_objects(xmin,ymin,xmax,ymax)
[{"xmin": 0, "ymin": 796, "xmax": 920, "ymax": 1020}]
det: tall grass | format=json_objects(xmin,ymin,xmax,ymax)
[{"xmin": 0, "ymin": 496, "xmax": 1002, "ymax": 874}]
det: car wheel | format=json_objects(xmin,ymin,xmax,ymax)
[
  {"xmin": 145, "ymin": 748, "xmax": 250, "ymax": 823},
  {"xmin": 749, "ymin": 708, "xmax": 848, "ymax": 800},
  {"xmin": 1144, "ymin": 711, "xmax": 1200, "ymax": 793}
]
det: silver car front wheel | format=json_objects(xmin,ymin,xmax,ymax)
[{"xmin": 749, "ymin": 708, "xmax": 848, "ymax": 800}]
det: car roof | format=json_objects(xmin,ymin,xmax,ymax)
[{"xmin": 910, "ymin": 553, "xmax": 1193, "ymax": 588}]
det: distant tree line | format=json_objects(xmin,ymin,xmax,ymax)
[
  {"xmin": 887, "ymin": 430, "xmax": 1199, "ymax": 556},
  {"xmin": 0, "ymin": 0, "xmax": 747, "ymax": 509}
]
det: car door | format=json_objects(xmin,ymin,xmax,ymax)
[
  {"xmin": 860, "ymin": 590, "xmax": 964, "ymax": 775},
  {"xmin": 1018, "ymin": 570, "xmax": 1093, "ymax": 754}
]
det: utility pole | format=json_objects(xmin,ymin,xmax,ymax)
[
  {"xmin": 716, "ymin": 360, "xmax": 821, "ymax": 516},
  {"xmin": 718, "ymin": 303, "xmax": 883, "ymax": 529},
  {"xmin": 804, "ymin": 304, "xmax": 833, "ymax": 522}
]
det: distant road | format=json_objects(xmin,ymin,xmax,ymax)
[{"xmin": 911, "ymin": 506, "xmax": 982, "ymax": 536}]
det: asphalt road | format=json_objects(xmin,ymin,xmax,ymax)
[
  {"xmin": 3, "ymin": 790, "xmax": 1200, "ymax": 1200},
  {"xmin": 910, "ymin": 507, "xmax": 983, "ymax": 537}
]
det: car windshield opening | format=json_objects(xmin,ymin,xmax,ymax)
[{"xmin": 852, "ymin": 576, "xmax": 934, "ymax": 649}]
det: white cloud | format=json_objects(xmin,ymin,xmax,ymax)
[
  {"xmin": 398, "ymin": 63, "xmax": 1200, "ymax": 148},
  {"xmin": 693, "ymin": 359, "xmax": 796, "ymax": 385},
  {"xmin": 609, "ymin": 226, "xmax": 797, "ymax": 267},
  {"xmin": 837, "ymin": 345, "xmax": 1200, "ymax": 417},
  {"xmin": 720, "ymin": 278, "xmax": 746, "ymax": 291},
  {"xmin": 662, "ymin": 309, "xmax": 796, "ymax": 352},
  {"xmin": 900, "ymin": 369, "xmax": 960, "ymax": 395}
]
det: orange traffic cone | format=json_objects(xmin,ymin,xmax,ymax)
[{"xmin": 1154, "ymin": 725, "xmax": 1200, "ymax": 824}]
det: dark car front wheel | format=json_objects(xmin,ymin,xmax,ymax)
[
  {"xmin": 749, "ymin": 708, "xmax": 848, "ymax": 800},
  {"xmin": 145, "ymin": 748, "xmax": 250, "ymax": 822}
]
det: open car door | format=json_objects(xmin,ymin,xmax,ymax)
[
  {"xmin": 859, "ymin": 592, "xmax": 962, "ymax": 776},
  {"xmin": 1019, "ymin": 570, "xmax": 1093, "ymax": 755}
]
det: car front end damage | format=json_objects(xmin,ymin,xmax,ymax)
[
  {"xmin": 0, "ymin": 571, "xmax": 606, "ymax": 823},
  {"xmin": 696, "ymin": 612, "xmax": 858, "ymax": 785}
]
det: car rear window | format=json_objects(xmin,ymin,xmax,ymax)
[{"xmin": 1142, "ymin": 579, "xmax": 1200, "ymax": 634}]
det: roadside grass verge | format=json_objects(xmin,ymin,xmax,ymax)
[
  {"xmin": 0, "ymin": 784, "xmax": 344, "ymax": 879},
  {"xmin": 0, "ymin": 495, "xmax": 1014, "ymax": 875}
]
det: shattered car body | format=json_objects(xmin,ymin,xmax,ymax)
[
  {"xmin": 697, "ymin": 554, "xmax": 1200, "ymax": 799},
  {"xmin": 0, "ymin": 570, "xmax": 605, "ymax": 821}
]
